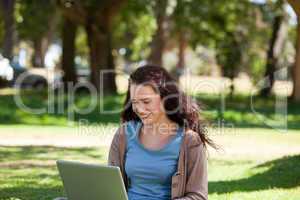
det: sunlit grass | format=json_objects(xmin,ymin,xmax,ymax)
[
  {"xmin": 0, "ymin": 144, "xmax": 299, "ymax": 200},
  {"xmin": 1, "ymin": 89, "xmax": 300, "ymax": 199},
  {"xmin": 0, "ymin": 128, "xmax": 299, "ymax": 200},
  {"xmin": 1, "ymin": 89, "xmax": 300, "ymax": 129}
]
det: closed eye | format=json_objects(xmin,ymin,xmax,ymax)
[{"xmin": 131, "ymin": 99, "xmax": 151, "ymax": 104}]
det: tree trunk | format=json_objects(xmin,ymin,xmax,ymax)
[
  {"xmin": 147, "ymin": 0, "xmax": 168, "ymax": 66},
  {"xmin": 175, "ymin": 30, "xmax": 187, "ymax": 81},
  {"xmin": 229, "ymin": 74, "xmax": 235, "ymax": 99},
  {"xmin": 58, "ymin": 0, "xmax": 126, "ymax": 95},
  {"xmin": 260, "ymin": 4, "xmax": 287, "ymax": 97},
  {"xmin": 292, "ymin": 17, "xmax": 300, "ymax": 101},
  {"xmin": 61, "ymin": 17, "xmax": 77, "ymax": 85},
  {"xmin": 0, "ymin": 0, "xmax": 15, "ymax": 61},
  {"xmin": 287, "ymin": 0, "xmax": 300, "ymax": 101},
  {"xmin": 32, "ymin": 39, "xmax": 45, "ymax": 68},
  {"xmin": 85, "ymin": 22, "xmax": 117, "ymax": 95},
  {"xmin": 32, "ymin": 11, "xmax": 58, "ymax": 68},
  {"xmin": 287, "ymin": 0, "xmax": 300, "ymax": 16}
]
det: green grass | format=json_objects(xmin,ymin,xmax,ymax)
[
  {"xmin": 0, "ymin": 146, "xmax": 108, "ymax": 200},
  {"xmin": 208, "ymin": 156, "xmax": 300, "ymax": 199},
  {"xmin": 0, "ymin": 89, "xmax": 125, "ymax": 126},
  {"xmin": 1, "ymin": 89, "xmax": 300, "ymax": 199},
  {"xmin": 0, "ymin": 127, "xmax": 300, "ymax": 200},
  {"xmin": 0, "ymin": 144, "xmax": 299, "ymax": 200},
  {"xmin": 1, "ymin": 89, "xmax": 300, "ymax": 129}
]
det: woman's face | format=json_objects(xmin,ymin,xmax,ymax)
[{"xmin": 130, "ymin": 83, "xmax": 165, "ymax": 125}]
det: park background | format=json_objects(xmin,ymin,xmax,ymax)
[{"xmin": 0, "ymin": 0, "xmax": 300, "ymax": 199}]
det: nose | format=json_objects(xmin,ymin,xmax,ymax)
[
  {"xmin": 136, "ymin": 109, "xmax": 148, "ymax": 116},
  {"xmin": 134, "ymin": 104, "xmax": 147, "ymax": 116}
]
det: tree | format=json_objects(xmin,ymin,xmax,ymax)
[
  {"xmin": 58, "ymin": 0, "xmax": 127, "ymax": 94},
  {"xmin": 17, "ymin": 0, "xmax": 58, "ymax": 68},
  {"xmin": 170, "ymin": 0, "xmax": 256, "ymax": 87},
  {"xmin": 147, "ymin": 0, "xmax": 168, "ymax": 67},
  {"xmin": 260, "ymin": 0, "xmax": 288, "ymax": 97},
  {"xmin": 287, "ymin": 0, "xmax": 300, "ymax": 101},
  {"xmin": 61, "ymin": 17, "xmax": 78, "ymax": 85},
  {"xmin": 175, "ymin": 29, "xmax": 187, "ymax": 80},
  {"xmin": 112, "ymin": 0, "xmax": 156, "ymax": 63},
  {"xmin": 0, "ymin": 0, "xmax": 15, "ymax": 61},
  {"xmin": 171, "ymin": 0, "xmax": 193, "ymax": 80},
  {"xmin": 216, "ymin": 32, "xmax": 244, "ymax": 97},
  {"xmin": 208, "ymin": 1, "xmax": 253, "ymax": 96},
  {"xmin": 288, "ymin": 0, "xmax": 300, "ymax": 15}
]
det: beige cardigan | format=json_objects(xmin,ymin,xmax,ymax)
[{"xmin": 108, "ymin": 122, "xmax": 208, "ymax": 200}]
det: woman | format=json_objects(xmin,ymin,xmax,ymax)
[{"xmin": 108, "ymin": 65, "xmax": 215, "ymax": 200}]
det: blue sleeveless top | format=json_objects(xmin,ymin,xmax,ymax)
[{"xmin": 124, "ymin": 120, "xmax": 183, "ymax": 200}]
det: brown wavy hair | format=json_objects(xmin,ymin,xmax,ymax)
[{"xmin": 120, "ymin": 65, "xmax": 215, "ymax": 149}]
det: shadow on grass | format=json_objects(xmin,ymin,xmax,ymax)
[
  {"xmin": 209, "ymin": 154, "xmax": 300, "ymax": 194},
  {"xmin": 0, "ymin": 185, "xmax": 65, "ymax": 200},
  {"xmin": 0, "ymin": 145, "xmax": 107, "ymax": 199},
  {"xmin": 0, "ymin": 145, "xmax": 105, "ymax": 165},
  {"xmin": 1, "ymin": 146, "xmax": 299, "ymax": 198}
]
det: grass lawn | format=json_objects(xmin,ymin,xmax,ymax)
[
  {"xmin": 0, "ymin": 146, "xmax": 107, "ymax": 200},
  {"xmin": 0, "ymin": 126, "xmax": 299, "ymax": 200},
  {"xmin": 1, "ymin": 89, "xmax": 300, "ymax": 129},
  {"xmin": 0, "ymin": 89, "xmax": 300, "ymax": 199}
]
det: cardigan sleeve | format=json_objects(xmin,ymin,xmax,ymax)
[
  {"xmin": 175, "ymin": 136, "xmax": 208, "ymax": 200},
  {"xmin": 108, "ymin": 127, "xmax": 121, "ymax": 166}
]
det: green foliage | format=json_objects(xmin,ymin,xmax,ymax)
[
  {"xmin": 171, "ymin": 0, "xmax": 215, "ymax": 47},
  {"xmin": 246, "ymin": 1, "xmax": 293, "ymax": 84},
  {"xmin": 170, "ymin": 0, "xmax": 280, "ymax": 83},
  {"xmin": 211, "ymin": 1, "xmax": 255, "ymax": 77},
  {"xmin": 171, "ymin": 0, "xmax": 249, "ymax": 47},
  {"xmin": 128, "ymin": 14, "xmax": 156, "ymax": 61},
  {"xmin": 112, "ymin": 0, "xmax": 156, "ymax": 61},
  {"xmin": 247, "ymin": 53, "xmax": 266, "ymax": 84},
  {"xmin": 288, "ymin": 23, "xmax": 297, "ymax": 46},
  {"xmin": 0, "ymin": 0, "xmax": 296, "ymax": 92},
  {"xmin": 16, "ymin": 0, "xmax": 56, "ymax": 41}
]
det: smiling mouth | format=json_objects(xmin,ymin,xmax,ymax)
[{"xmin": 140, "ymin": 114, "xmax": 151, "ymax": 119}]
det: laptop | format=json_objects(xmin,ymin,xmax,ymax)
[{"xmin": 56, "ymin": 160, "xmax": 128, "ymax": 200}]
